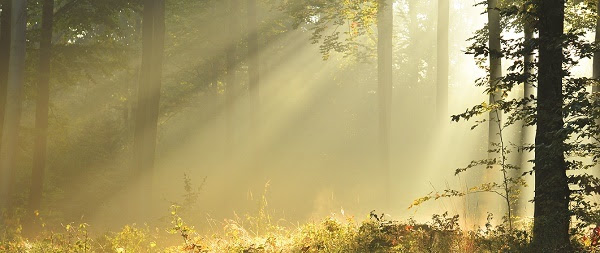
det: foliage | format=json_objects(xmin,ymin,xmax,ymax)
[
  {"xmin": 0, "ymin": 180, "xmax": 540, "ymax": 252},
  {"xmin": 272, "ymin": 0, "xmax": 379, "ymax": 61},
  {"xmin": 165, "ymin": 205, "xmax": 204, "ymax": 252},
  {"xmin": 100, "ymin": 224, "xmax": 158, "ymax": 253},
  {"xmin": 422, "ymin": 0, "xmax": 600, "ymax": 248},
  {"xmin": 0, "ymin": 208, "xmax": 545, "ymax": 252}
]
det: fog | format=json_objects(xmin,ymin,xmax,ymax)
[{"xmin": 5, "ymin": 0, "xmax": 590, "ymax": 236}]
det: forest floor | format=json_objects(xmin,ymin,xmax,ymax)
[{"xmin": 2, "ymin": 206, "xmax": 598, "ymax": 252}]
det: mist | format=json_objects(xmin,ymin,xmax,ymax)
[
  {"xmin": 2, "ymin": 0, "xmax": 517, "ymax": 228},
  {"xmin": 2, "ymin": 0, "xmax": 600, "ymax": 251}
]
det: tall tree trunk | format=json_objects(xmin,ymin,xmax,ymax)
[
  {"xmin": 247, "ymin": 0, "xmax": 259, "ymax": 137},
  {"xmin": 406, "ymin": 0, "xmax": 419, "ymax": 88},
  {"xmin": 0, "ymin": 0, "xmax": 26, "ymax": 211},
  {"xmin": 479, "ymin": 0, "xmax": 505, "ymax": 215},
  {"xmin": 148, "ymin": 0, "xmax": 164, "ymax": 170},
  {"xmin": 593, "ymin": 0, "xmax": 600, "ymax": 162},
  {"xmin": 133, "ymin": 0, "xmax": 164, "ymax": 219},
  {"xmin": 377, "ymin": 0, "xmax": 393, "ymax": 208},
  {"xmin": 478, "ymin": 0, "xmax": 503, "ymax": 224},
  {"xmin": 226, "ymin": 0, "xmax": 239, "ymax": 156},
  {"xmin": 132, "ymin": 0, "xmax": 154, "ymax": 218},
  {"xmin": 532, "ymin": 0, "xmax": 571, "ymax": 251},
  {"xmin": 29, "ymin": 0, "xmax": 54, "ymax": 216},
  {"xmin": 488, "ymin": 0, "xmax": 502, "ymax": 160},
  {"xmin": 515, "ymin": 9, "xmax": 535, "ymax": 217},
  {"xmin": 436, "ymin": 0, "xmax": 449, "ymax": 123},
  {"xmin": 0, "ymin": 0, "xmax": 11, "ymax": 156},
  {"xmin": 594, "ymin": 0, "xmax": 600, "ymax": 86}
]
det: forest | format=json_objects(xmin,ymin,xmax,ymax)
[{"xmin": 1, "ymin": 0, "xmax": 600, "ymax": 252}]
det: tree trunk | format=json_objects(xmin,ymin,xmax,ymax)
[
  {"xmin": 477, "ymin": 0, "xmax": 503, "ymax": 223},
  {"xmin": 406, "ymin": 0, "xmax": 420, "ymax": 88},
  {"xmin": 594, "ymin": 0, "xmax": 600, "ymax": 86},
  {"xmin": 487, "ymin": 0, "xmax": 502, "ymax": 160},
  {"xmin": 593, "ymin": 0, "xmax": 600, "ymax": 162},
  {"xmin": 132, "ymin": 0, "xmax": 164, "ymax": 219},
  {"xmin": 29, "ymin": 0, "xmax": 54, "ymax": 216},
  {"xmin": 0, "ymin": 0, "xmax": 26, "ymax": 211},
  {"xmin": 0, "ymin": 0, "xmax": 11, "ymax": 156},
  {"xmin": 532, "ymin": 0, "xmax": 571, "ymax": 251},
  {"xmin": 436, "ymin": 0, "xmax": 449, "ymax": 123},
  {"xmin": 377, "ymin": 0, "xmax": 393, "ymax": 208},
  {"xmin": 226, "ymin": 0, "xmax": 239, "ymax": 156},
  {"xmin": 515, "ymin": 10, "xmax": 535, "ymax": 217},
  {"xmin": 247, "ymin": 0, "xmax": 259, "ymax": 136}
]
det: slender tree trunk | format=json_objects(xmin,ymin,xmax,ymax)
[
  {"xmin": 377, "ymin": 0, "xmax": 393, "ymax": 208},
  {"xmin": 488, "ymin": 0, "xmax": 502, "ymax": 159},
  {"xmin": 593, "ymin": 0, "xmax": 600, "ymax": 156},
  {"xmin": 436, "ymin": 0, "xmax": 449, "ymax": 123},
  {"xmin": 515, "ymin": 10, "xmax": 535, "ymax": 217},
  {"xmin": 522, "ymin": 7, "xmax": 535, "ymax": 159},
  {"xmin": 477, "ymin": 0, "xmax": 503, "ymax": 224},
  {"xmin": 532, "ymin": 0, "xmax": 571, "ymax": 251},
  {"xmin": 406, "ymin": 0, "xmax": 419, "ymax": 88},
  {"xmin": 247, "ymin": 0, "xmax": 259, "ymax": 137},
  {"xmin": 594, "ymin": 0, "xmax": 600, "ymax": 86},
  {"xmin": 132, "ymin": 0, "xmax": 154, "ymax": 217},
  {"xmin": 29, "ymin": 0, "xmax": 54, "ymax": 216},
  {"xmin": 0, "ymin": 0, "xmax": 26, "ymax": 211},
  {"xmin": 148, "ymin": 0, "xmax": 164, "ymax": 170},
  {"xmin": 0, "ymin": 0, "xmax": 12, "ymax": 155},
  {"xmin": 226, "ymin": 0, "xmax": 239, "ymax": 156},
  {"xmin": 129, "ymin": 16, "xmax": 141, "ymax": 141},
  {"xmin": 133, "ymin": 0, "xmax": 164, "ymax": 219}
]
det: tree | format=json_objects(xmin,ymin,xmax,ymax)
[
  {"xmin": 0, "ymin": 0, "xmax": 26, "ymax": 212},
  {"xmin": 247, "ymin": 0, "xmax": 260, "ymax": 137},
  {"xmin": 514, "ymin": 0, "xmax": 535, "ymax": 216},
  {"xmin": 425, "ymin": 0, "xmax": 596, "ymax": 247},
  {"xmin": 471, "ymin": 0, "xmax": 502, "ymax": 223},
  {"xmin": 593, "ymin": 0, "xmax": 600, "ymax": 121},
  {"xmin": 521, "ymin": 3, "xmax": 534, "ymax": 156},
  {"xmin": 404, "ymin": 0, "xmax": 422, "ymax": 91},
  {"xmin": 0, "ymin": 0, "xmax": 10, "ymax": 151},
  {"xmin": 436, "ymin": 0, "xmax": 449, "ymax": 123},
  {"xmin": 531, "ymin": 0, "xmax": 571, "ymax": 251},
  {"xmin": 132, "ymin": 0, "xmax": 165, "ymax": 218},
  {"xmin": 488, "ymin": 0, "xmax": 502, "ymax": 162},
  {"xmin": 225, "ymin": 0, "xmax": 239, "ymax": 155},
  {"xmin": 29, "ymin": 0, "xmax": 54, "ymax": 218},
  {"xmin": 377, "ymin": 0, "xmax": 393, "ymax": 207}
]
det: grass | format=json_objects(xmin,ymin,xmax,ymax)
[
  {"xmin": 1, "ymin": 206, "xmax": 546, "ymax": 253},
  {"xmin": 1, "ymin": 179, "xmax": 598, "ymax": 252}
]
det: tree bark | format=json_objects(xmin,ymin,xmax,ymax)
[
  {"xmin": 0, "ymin": 0, "xmax": 11, "ymax": 156},
  {"xmin": 377, "ymin": 0, "xmax": 393, "ymax": 208},
  {"xmin": 515, "ymin": 9, "xmax": 535, "ymax": 217},
  {"xmin": 132, "ymin": 0, "xmax": 164, "ymax": 219},
  {"xmin": 29, "ymin": 0, "xmax": 54, "ymax": 216},
  {"xmin": 0, "ymin": 0, "xmax": 26, "ymax": 211},
  {"xmin": 594, "ymin": 0, "xmax": 600, "ymax": 85},
  {"xmin": 436, "ymin": 0, "xmax": 449, "ymax": 123},
  {"xmin": 477, "ymin": 0, "xmax": 503, "ymax": 223},
  {"xmin": 532, "ymin": 0, "xmax": 571, "ymax": 251},
  {"xmin": 488, "ymin": 0, "xmax": 502, "ymax": 159},
  {"xmin": 593, "ymin": 0, "xmax": 600, "ymax": 161},
  {"xmin": 406, "ymin": 0, "xmax": 420, "ymax": 88},
  {"xmin": 226, "ymin": 0, "xmax": 239, "ymax": 156},
  {"xmin": 522, "ymin": 7, "xmax": 534, "ymax": 145},
  {"xmin": 247, "ymin": 0, "xmax": 259, "ymax": 136}
]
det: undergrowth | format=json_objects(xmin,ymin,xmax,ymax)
[
  {"xmin": 4, "ymin": 206, "xmax": 600, "ymax": 252},
  {"xmin": 1, "ymin": 177, "xmax": 598, "ymax": 252}
]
